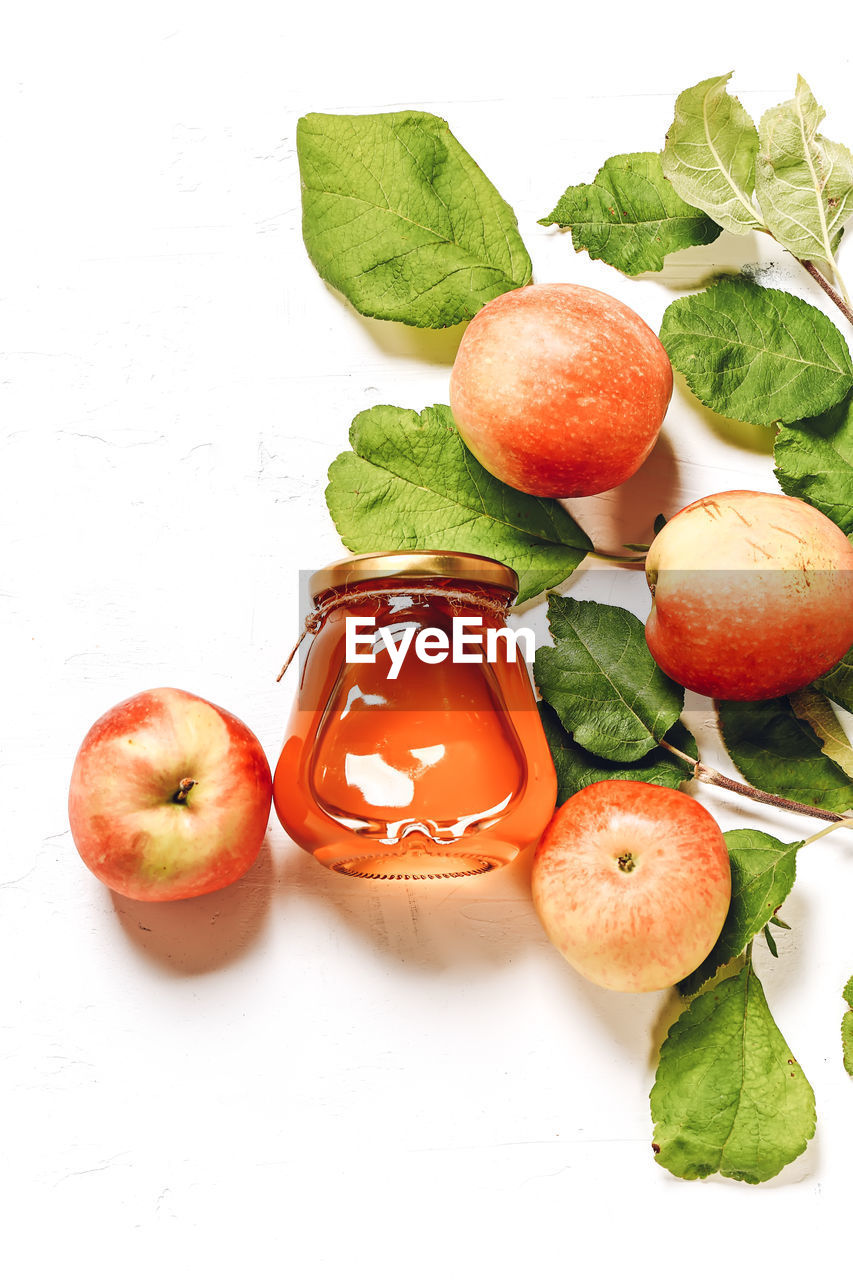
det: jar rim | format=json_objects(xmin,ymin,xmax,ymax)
[{"xmin": 309, "ymin": 551, "xmax": 518, "ymax": 600}]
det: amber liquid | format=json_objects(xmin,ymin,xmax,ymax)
[{"xmin": 274, "ymin": 584, "xmax": 556, "ymax": 879}]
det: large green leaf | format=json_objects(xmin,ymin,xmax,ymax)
[
  {"xmin": 325, "ymin": 404, "xmax": 591, "ymax": 604},
  {"xmin": 533, "ymin": 597, "xmax": 684, "ymax": 763},
  {"xmin": 679, "ymin": 830, "xmax": 800, "ymax": 997},
  {"xmin": 661, "ymin": 73, "xmax": 764, "ymax": 236},
  {"xmin": 788, "ymin": 688, "xmax": 853, "ymax": 778},
  {"xmin": 843, "ymin": 976, "xmax": 853, "ymax": 1077},
  {"xmin": 774, "ymin": 391, "xmax": 853, "ymax": 535},
  {"xmin": 652, "ymin": 961, "xmax": 816, "ymax": 1183},
  {"xmin": 538, "ymin": 701, "xmax": 696, "ymax": 803},
  {"xmin": 297, "ymin": 111, "xmax": 531, "ymax": 328},
  {"xmin": 815, "ymin": 643, "xmax": 853, "ymax": 714},
  {"xmin": 539, "ymin": 151, "xmax": 721, "ymax": 275},
  {"xmin": 659, "ymin": 276, "xmax": 853, "ymax": 426},
  {"xmin": 756, "ymin": 77, "xmax": 853, "ymax": 274},
  {"xmin": 718, "ymin": 696, "xmax": 853, "ymax": 814}
]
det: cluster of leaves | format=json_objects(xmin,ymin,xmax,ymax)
[
  {"xmin": 542, "ymin": 74, "xmax": 853, "ymax": 526},
  {"xmin": 534, "ymin": 594, "xmax": 853, "ymax": 1180},
  {"xmin": 296, "ymin": 85, "xmax": 853, "ymax": 1186}
]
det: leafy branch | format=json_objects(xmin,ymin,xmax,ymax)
[
  {"xmin": 534, "ymin": 595, "xmax": 853, "ymax": 827},
  {"xmin": 543, "ymin": 73, "xmax": 853, "ymax": 329}
]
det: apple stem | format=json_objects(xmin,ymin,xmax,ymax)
[
  {"xmin": 173, "ymin": 777, "xmax": 196, "ymax": 803},
  {"xmin": 659, "ymin": 739, "xmax": 849, "ymax": 825},
  {"xmin": 799, "ymin": 259, "xmax": 853, "ymax": 326}
]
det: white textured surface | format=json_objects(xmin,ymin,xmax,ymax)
[{"xmin": 4, "ymin": 4, "xmax": 853, "ymax": 1274}]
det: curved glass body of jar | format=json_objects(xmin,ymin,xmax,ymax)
[{"xmin": 274, "ymin": 555, "xmax": 557, "ymax": 880}]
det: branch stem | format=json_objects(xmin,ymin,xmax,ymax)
[
  {"xmin": 801, "ymin": 816, "xmax": 853, "ymax": 847},
  {"xmin": 659, "ymin": 738, "xmax": 847, "ymax": 825},
  {"xmin": 800, "ymin": 259, "xmax": 853, "ymax": 326}
]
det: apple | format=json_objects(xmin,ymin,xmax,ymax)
[
  {"xmin": 531, "ymin": 780, "xmax": 731, "ymax": 992},
  {"xmin": 645, "ymin": 490, "xmax": 853, "ymax": 701},
  {"xmin": 448, "ymin": 282, "xmax": 672, "ymax": 497},
  {"xmin": 68, "ymin": 687, "xmax": 273, "ymax": 901}
]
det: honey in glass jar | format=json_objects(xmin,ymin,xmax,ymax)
[{"xmin": 273, "ymin": 552, "xmax": 557, "ymax": 880}]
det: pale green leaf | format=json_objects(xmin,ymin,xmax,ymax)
[
  {"xmin": 718, "ymin": 697, "xmax": 853, "ymax": 814},
  {"xmin": 679, "ymin": 829, "xmax": 799, "ymax": 997},
  {"xmin": 756, "ymin": 76, "xmax": 853, "ymax": 273},
  {"xmin": 815, "ymin": 643, "xmax": 853, "ymax": 713},
  {"xmin": 538, "ymin": 701, "xmax": 696, "ymax": 803},
  {"xmin": 659, "ymin": 276, "xmax": 853, "ymax": 426},
  {"xmin": 325, "ymin": 404, "xmax": 591, "ymax": 604},
  {"xmin": 652, "ymin": 961, "xmax": 816, "ymax": 1183},
  {"xmin": 774, "ymin": 390, "xmax": 853, "ymax": 535},
  {"xmin": 842, "ymin": 976, "xmax": 853, "ymax": 1076},
  {"xmin": 533, "ymin": 597, "xmax": 684, "ymax": 763},
  {"xmin": 539, "ymin": 151, "xmax": 721, "ymax": 275},
  {"xmin": 662, "ymin": 73, "xmax": 764, "ymax": 235},
  {"xmin": 788, "ymin": 687, "xmax": 853, "ymax": 778},
  {"xmin": 297, "ymin": 111, "xmax": 531, "ymax": 329}
]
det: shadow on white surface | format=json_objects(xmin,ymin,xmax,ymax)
[
  {"xmin": 646, "ymin": 231, "xmax": 763, "ymax": 294},
  {"xmin": 325, "ymin": 279, "xmax": 468, "ymax": 367},
  {"xmin": 356, "ymin": 311, "xmax": 468, "ymax": 368},
  {"xmin": 563, "ymin": 430, "xmax": 681, "ymax": 553},
  {"xmin": 109, "ymin": 838, "xmax": 274, "ymax": 975},
  {"xmin": 272, "ymin": 836, "xmax": 549, "ymax": 973},
  {"xmin": 672, "ymin": 373, "xmax": 776, "ymax": 456}
]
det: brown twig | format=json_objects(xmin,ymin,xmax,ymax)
[
  {"xmin": 659, "ymin": 738, "xmax": 848, "ymax": 825},
  {"xmin": 799, "ymin": 259, "xmax": 853, "ymax": 327}
]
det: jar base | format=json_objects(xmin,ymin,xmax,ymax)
[
  {"xmin": 333, "ymin": 852, "xmax": 495, "ymax": 881},
  {"xmin": 319, "ymin": 835, "xmax": 516, "ymax": 881}
]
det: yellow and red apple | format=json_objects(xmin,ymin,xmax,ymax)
[
  {"xmin": 532, "ymin": 780, "xmax": 731, "ymax": 992},
  {"xmin": 449, "ymin": 282, "xmax": 672, "ymax": 497},
  {"xmin": 645, "ymin": 490, "xmax": 853, "ymax": 701},
  {"xmin": 68, "ymin": 687, "xmax": 273, "ymax": 901}
]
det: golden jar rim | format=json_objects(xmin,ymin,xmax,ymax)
[{"xmin": 309, "ymin": 551, "xmax": 518, "ymax": 601}]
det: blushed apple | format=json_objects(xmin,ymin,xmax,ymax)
[
  {"xmin": 531, "ymin": 780, "xmax": 731, "ymax": 992},
  {"xmin": 645, "ymin": 490, "xmax": 853, "ymax": 701},
  {"xmin": 68, "ymin": 687, "xmax": 273, "ymax": 901},
  {"xmin": 449, "ymin": 283, "xmax": 672, "ymax": 497}
]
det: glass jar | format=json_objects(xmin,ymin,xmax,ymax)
[{"xmin": 273, "ymin": 551, "xmax": 557, "ymax": 880}]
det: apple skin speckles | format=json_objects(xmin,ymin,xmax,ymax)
[{"xmin": 450, "ymin": 283, "xmax": 672, "ymax": 498}]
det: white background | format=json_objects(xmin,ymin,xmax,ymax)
[{"xmin": 4, "ymin": 2, "xmax": 853, "ymax": 1274}]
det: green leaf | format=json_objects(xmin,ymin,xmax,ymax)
[
  {"xmin": 756, "ymin": 76, "xmax": 853, "ymax": 274},
  {"xmin": 659, "ymin": 276, "xmax": 853, "ymax": 426},
  {"xmin": 718, "ymin": 697, "xmax": 853, "ymax": 814},
  {"xmin": 774, "ymin": 391, "xmax": 853, "ymax": 535},
  {"xmin": 538, "ymin": 701, "xmax": 696, "ymax": 803},
  {"xmin": 533, "ymin": 597, "xmax": 684, "ymax": 763},
  {"xmin": 652, "ymin": 960, "xmax": 816, "ymax": 1183},
  {"xmin": 297, "ymin": 111, "xmax": 532, "ymax": 329},
  {"xmin": 661, "ymin": 73, "xmax": 764, "ymax": 236},
  {"xmin": 539, "ymin": 151, "xmax": 721, "ymax": 275},
  {"xmin": 843, "ymin": 976, "xmax": 853, "ymax": 1076},
  {"xmin": 763, "ymin": 925, "xmax": 778, "ymax": 957},
  {"xmin": 815, "ymin": 643, "xmax": 853, "ymax": 714},
  {"xmin": 679, "ymin": 829, "xmax": 799, "ymax": 997},
  {"xmin": 325, "ymin": 404, "xmax": 591, "ymax": 604},
  {"xmin": 788, "ymin": 688, "xmax": 853, "ymax": 778}
]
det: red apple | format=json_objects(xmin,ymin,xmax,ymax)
[
  {"xmin": 448, "ymin": 282, "xmax": 672, "ymax": 497},
  {"xmin": 68, "ymin": 687, "xmax": 273, "ymax": 901},
  {"xmin": 645, "ymin": 490, "xmax": 853, "ymax": 701},
  {"xmin": 532, "ymin": 780, "xmax": 731, "ymax": 992}
]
